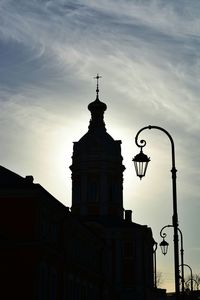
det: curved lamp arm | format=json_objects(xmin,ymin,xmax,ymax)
[
  {"xmin": 160, "ymin": 224, "xmax": 173, "ymax": 240},
  {"xmin": 182, "ymin": 264, "xmax": 193, "ymax": 292},
  {"xmin": 135, "ymin": 125, "xmax": 176, "ymax": 169}
]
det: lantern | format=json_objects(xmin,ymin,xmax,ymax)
[
  {"xmin": 160, "ymin": 238, "xmax": 169, "ymax": 255},
  {"xmin": 132, "ymin": 149, "xmax": 150, "ymax": 179}
]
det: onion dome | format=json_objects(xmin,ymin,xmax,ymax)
[
  {"xmin": 88, "ymin": 74, "xmax": 107, "ymax": 131},
  {"xmin": 88, "ymin": 97, "xmax": 107, "ymax": 114},
  {"xmin": 73, "ymin": 74, "xmax": 123, "ymax": 158}
]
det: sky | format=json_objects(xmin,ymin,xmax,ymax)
[{"xmin": 0, "ymin": 0, "xmax": 200, "ymax": 292}]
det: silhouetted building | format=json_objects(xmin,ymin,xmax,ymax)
[
  {"xmin": 0, "ymin": 82, "xmax": 159, "ymax": 299},
  {"xmin": 0, "ymin": 166, "xmax": 111, "ymax": 299},
  {"xmin": 70, "ymin": 82, "xmax": 156, "ymax": 300}
]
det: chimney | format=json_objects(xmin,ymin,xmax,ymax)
[
  {"xmin": 125, "ymin": 210, "xmax": 132, "ymax": 222},
  {"xmin": 25, "ymin": 175, "xmax": 34, "ymax": 183}
]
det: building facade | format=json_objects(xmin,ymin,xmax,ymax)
[{"xmin": 0, "ymin": 82, "xmax": 158, "ymax": 299}]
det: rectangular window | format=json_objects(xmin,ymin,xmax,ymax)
[
  {"xmin": 88, "ymin": 176, "xmax": 99, "ymax": 202},
  {"xmin": 123, "ymin": 241, "xmax": 134, "ymax": 258},
  {"xmin": 49, "ymin": 267, "xmax": 57, "ymax": 300},
  {"xmin": 123, "ymin": 259, "xmax": 135, "ymax": 287},
  {"xmin": 38, "ymin": 262, "xmax": 48, "ymax": 300},
  {"xmin": 123, "ymin": 241, "xmax": 135, "ymax": 287}
]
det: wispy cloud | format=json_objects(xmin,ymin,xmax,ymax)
[
  {"xmin": 0, "ymin": 1, "xmax": 200, "ymax": 287},
  {"xmin": 0, "ymin": 0, "xmax": 199, "ymax": 174}
]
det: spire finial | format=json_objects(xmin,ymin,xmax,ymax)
[{"xmin": 94, "ymin": 74, "xmax": 102, "ymax": 99}]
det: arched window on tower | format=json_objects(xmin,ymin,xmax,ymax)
[
  {"xmin": 109, "ymin": 177, "xmax": 118, "ymax": 202},
  {"xmin": 88, "ymin": 176, "xmax": 99, "ymax": 202}
]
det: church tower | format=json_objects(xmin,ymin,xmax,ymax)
[{"xmin": 70, "ymin": 75, "xmax": 125, "ymax": 219}]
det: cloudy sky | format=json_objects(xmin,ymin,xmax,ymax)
[{"xmin": 0, "ymin": 0, "xmax": 200, "ymax": 291}]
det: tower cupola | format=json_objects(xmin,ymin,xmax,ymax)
[
  {"xmin": 88, "ymin": 74, "xmax": 107, "ymax": 131},
  {"xmin": 70, "ymin": 75, "xmax": 125, "ymax": 219}
]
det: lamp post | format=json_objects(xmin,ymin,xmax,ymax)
[
  {"xmin": 133, "ymin": 125, "xmax": 180, "ymax": 299},
  {"xmin": 160, "ymin": 225, "xmax": 185, "ymax": 295}
]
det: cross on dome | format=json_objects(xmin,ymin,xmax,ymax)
[{"xmin": 94, "ymin": 74, "xmax": 102, "ymax": 98}]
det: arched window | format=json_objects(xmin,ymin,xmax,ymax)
[
  {"xmin": 49, "ymin": 266, "xmax": 57, "ymax": 300},
  {"xmin": 88, "ymin": 176, "xmax": 99, "ymax": 202},
  {"xmin": 38, "ymin": 261, "xmax": 48, "ymax": 300}
]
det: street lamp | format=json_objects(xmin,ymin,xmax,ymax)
[
  {"xmin": 160, "ymin": 225, "xmax": 185, "ymax": 295},
  {"xmin": 182, "ymin": 264, "xmax": 193, "ymax": 294},
  {"xmin": 133, "ymin": 125, "xmax": 180, "ymax": 300}
]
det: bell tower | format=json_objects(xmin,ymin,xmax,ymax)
[{"xmin": 70, "ymin": 75, "xmax": 125, "ymax": 219}]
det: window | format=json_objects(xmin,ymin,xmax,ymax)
[
  {"xmin": 38, "ymin": 262, "xmax": 48, "ymax": 300},
  {"xmin": 123, "ymin": 259, "xmax": 135, "ymax": 286},
  {"xmin": 123, "ymin": 241, "xmax": 134, "ymax": 258},
  {"xmin": 88, "ymin": 176, "xmax": 99, "ymax": 202},
  {"xmin": 38, "ymin": 262, "xmax": 57, "ymax": 300},
  {"xmin": 63, "ymin": 273, "xmax": 73, "ymax": 299},
  {"xmin": 123, "ymin": 241, "xmax": 135, "ymax": 287},
  {"xmin": 49, "ymin": 267, "xmax": 57, "ymax": 300}
]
